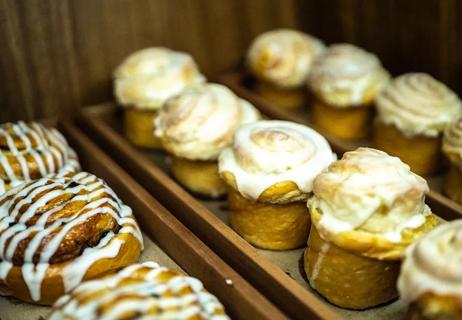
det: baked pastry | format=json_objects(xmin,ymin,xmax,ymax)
[
  {"xmin": 307, "ymin": 44, "xmax": 390, "ymax": 140},
  {"xmin": 155, "ymin": 83, "xmax": 260, "ymax": 198},
  {"xmin": 305, "ymin": 147, "xmax": 439, "ymax": 309},
  {"xmin": 0, "ymin": 171, "xmax": 143, "ymax": 305},
  {"xmin": 374, "ymin": 73, "xmax": 462, "ymax": 175},
  {"xmin": 219, "ymin": 120, "xmax": 335, "ymax": 250},
  {"xmin": 247, "ymin": 28, "xmax": 325, "ymax": 109},
  {"xmin": 48, "ymin": 261, "xmax": 229, "ymax": 320},
  {"xmin": 0, "ymin": 121, "xmax": 80, "ymax": 194},
  {"xmin": 398, "ymin": 220, "xmax": 462, "ymax": 320},
  {"xmin": 114, "ymin": 47, "xmax": 206, "ymax": 148},
  {"xmin": 442, "ymin": 118, "xmax": 462, "ymax": 204}
]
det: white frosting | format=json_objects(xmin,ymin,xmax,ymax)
[
  {"xmin": 308, "ymin": 43, "xmax": 390, "ymax": 107},
  {"xmin": 247, "ymin": 29, "xmax": 325, "ymax": 88},
  {"xmin": 49, "ymin": 261, "xmax": 230, "ymax": 320},
  {"xmin": 218, "ymin": 120, "xmax": 335, "ymax": 201},
  {"xmin": 309, "ymin": 148, "xmax": 430, "ymax": 241},
  {"xmin": 114, "ymin": 47, "xmax": 206, "ymax": 110},
  {"xmin": 398, "ymin": 220, "xmax": 462, "ymax": 304},
  {"xmin": 155, "ymin": 83, "xmax": 260, "ymax": 160},
  {"xmin": 0, "ymin": 121, "xmax": 80, "ymax": 193},
  {"xmin": 376, "ymin": 73, "xmax": 462, "ymax": 137},
  {"xmin": 0, "ymin": 172, "xmax": 143, "ymax": 302}
]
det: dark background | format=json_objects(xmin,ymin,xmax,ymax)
[{"xmin": 1, "ymin": 0, "xmax": 460, "ymax": 122}]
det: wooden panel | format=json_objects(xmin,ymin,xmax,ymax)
[{"xmin": 0, "ymin": 0, "xmax": 298, "ymax": 122}]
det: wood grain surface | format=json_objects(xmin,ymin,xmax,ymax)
[{"xmin": 1, "ymin": 0, "xmax": 460, "ymax": 121}]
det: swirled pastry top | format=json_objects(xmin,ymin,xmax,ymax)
[
  {"xmin": 114, "ymin": 47, "xmax": 206, "ymax": 110},
  {"xmin": 307, "ymin": 43, "xmax": 390, "ymax": 107},
  {"xmin": 48, "ymin": 261, "xmax": 229, "ymax": 320},
  {"xmin": 376, "ymin": 73, "xmax": 462, "ymax": 137},
  {"xmin": 247, "ymin": 29, "xmax": 325, "ymax": 89},
  {"xmin": 398, "ymin": 220, "xmax": 462, "ymax": 304},
  {"xmin": 218, "ymin": 120, "xmax": 335, "ymax": 203},
  {"xmin": 0, "ymin": 121, "xmax": 80, "ymax": 194},
  {"xmin": 0, "ymin": 171, "xmax": 143, "ymax": 302},
  {"xmin": 308, "ymin": 148, "xmax": 437, "ymax": 258},
  {"xmin": 442, "ymin": 117, "xmax": 462, "ymax": 168},
  {"xmin": 155, "ymin": 83, "xmax": 261, "ymax": 160}
]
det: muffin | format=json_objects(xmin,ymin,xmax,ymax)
[
  {"xmin": 305, "ymin": 148, "xmax": 439, "ymax": 309},
  {"xmin": 155, "ymin": 83, "xmax": 260, "ymax": 197},
  {"xmin": 442, "ymin": 118, "xmax": 462, "ymax": 204},
  {"xmin": 398, "ymin": 220, "xmax": 462, "ymax": 320},
  {"xmin": 219, "ymin": 120, "xmax": 335, "ymax": 250},
  {"xmin": 114, "ymin": 47, "xmax": 205, "ymax": 148},
  {"xmin": 247, "ymin": 28, "xmax": 325, "ymax": 109},
  {"xmin": 308, "ymin": 44, "xmax": 390, "ymax": 140},
  {"xmin": 374, "ymin": 73, "xmax": 462, "ymax": 175}
]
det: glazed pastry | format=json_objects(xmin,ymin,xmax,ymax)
[
  {"xmin": 0, "ymin": 121, "xmax": 80, "ymax": 194},
  {"xmin": 0, "ymin": 171, "xmax": 143, "ymax": 305},
  {"xmin": 155, "ymin": 83, "xmax": 260, "ymax": 197},
  {"xmin": 441, "ymin": 118, "xmax": 462, "ymax": 204},
  {"xmin": 305, "ymin": 147, "xmax": 439, "ymax": 309},
  {"xmin": 374, "ymin": 73, "xmax": 462, "ymax": 175},
  {"xmin": 48, "ymin": 261, "xmax": 229, "ymax": 320},
  {"xmin": 308, "ymin": 44, "xmax": 390, "ymax": 140},
  {"xmin": 114, "ymin": 47, "xmax": 205, "ymax": 148},
  {"xmin": 247, "ymin": 28, "xmax": 325, "ymax": 109},
  {"xmin": 398, "ymin": 220, "xmax": 462, "ymax": 320},
  {"xmin": 219, "ymin": 120, "xmax": 335, "ymax": 250}
]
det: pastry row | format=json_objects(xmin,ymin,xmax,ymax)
[{"xmin": 0, "ymin": 121, "xmax": 229, "ymax": 319}]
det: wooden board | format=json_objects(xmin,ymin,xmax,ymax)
[
  {"xmin": 219, "ymin": 72, "xmax": 462, "ymax": 222},
  {"xmin": 77, "ymin": 103, "xmax": 452, "ymax": 320},
  {"xmin": 0, "ymin": 120, "xmax": 285, "ymax": 320}
]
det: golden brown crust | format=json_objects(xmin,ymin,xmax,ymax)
[
  {"xmin": 305, "ymin": 225, "xmax": 400, "ymax": 309},
  {"xmin": 228, "ymin": 188, "xmax": 310, "ymax": 250},
  {"xmin": 0, "ymin": 172, "xmax": 143, "ymax": 305},
  {"xmin": 255, "ymin": 80, "xmax": 306, "ymax": 109},
  {"xmin": 444, "ymin": 164, "xmax": 462, "ymax": 205},
  {"xmin": 170, "ymin": 156, "xmax": 227, "ymax": 198},
  {"xmin": 373, "ymin": 120, "xmax": 441, "ymax": 176},
  {"xmin": 123, "ymin": 108, "xmax": 162, "ymax": 148},
  {"xmin": 311, "ymin": 98, "xmax": 372, "ymax": 140},
  {"xmin": 406, "ymin": 293, "xmax": 462, "ymax": 320}
]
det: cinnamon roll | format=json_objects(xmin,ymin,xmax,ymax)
[
  {"xmin": 374, "ymin": 73, "xmax": 462, "ymax": 175},
  {"xmin": 48, "ymin": 261, "xmax": 229, "ymax": 320},
  {"xmin": 443, "ymin": 118, "xmax": 462, "ymax": 204},
  {"xmin": 247, "ymin": 29, "xmax": 325, "ymax": 109},
  {"xmin": 0, "ymin": 121, "xmax": 80, "ymax": 194},
  {"xmin": 307, "ymin": 43, "xmax": 390, "ymax": 140},
  {"xmin": 304, "ymin": 147, "xmax": 439, "ymax": 309},
  {"xmin": 218, "ymin": 120, "xmax": 335, "ymax": 250},
  {"xmin": 0, "ymin": 171, "xmax": 143, "ymax": 305},
  {"xmin": 398, "ymin": 220, "xmax": 462, "ymax": 320},
  {"xmin": 114, "ymin": 47, "xmax": 206, "ymax": 148},
  {"xmin": 155, "ymin": 83, "xmax": 260, "ymax": 197}
]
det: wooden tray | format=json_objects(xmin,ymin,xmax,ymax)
[
  {"xmin": 0, "ymin": 120, "xmax": 284, "ymax": 320},
  {"xmin": 77, "ymin": 103, "xmax": 453, "ymax": 320},
  {"xmin": 219, "ymin": 71, "xmax": 462, "ymax": 222}
]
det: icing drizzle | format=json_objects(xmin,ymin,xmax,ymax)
[
  {"xmin": 48, "ymin": 261, "xmax": 230, "ymax": 320},
  {"xmin": 0, "ymin": 172, "xmax": 143, "ymax": 302},
  {"xmin": 0, "ymin": 121, "xmax": 80, "ymax": 194}
]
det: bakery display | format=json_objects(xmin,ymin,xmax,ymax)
[
  {"xmin": 0, "ymin": 171, "xmax": 143, "ymax": 305},
  {"xmin": 398, "ymin": 220, "xmax": 462, "ymax": 320},
  {"xmin": 247, "ymin": 28, "xmax": 325, "ymax": 109},
  {"xmin": 114, "ymin": 47, "xmax": 206, "ymax": 148},
  {"xmin": 48, "ymin": 261, "xmax": 229, "ymax": 320},
  {"xmin": 442, "ymin": 118, "xmax": 462, "ymax": 204},
  {"xmin": 219, "ymin": 120, "xmax": 335, "ymax": 250},
  {"xmin": 155, "ymin": 83, "xmax": 260, "ymax": 197},
  {"xmin": 305, "ymin": 147, "xmax": 439, "ymax": 309},
  {"xmin": 374, "ymin": 73, "xmax": 462, "ymax": 175},
  {"xmin": 308, "ymin": 44, "xmax": 390, "ymax": 140},
  {"xmin": 0, "ymin": 121, "xmax": 80, "ymax": 194}
]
